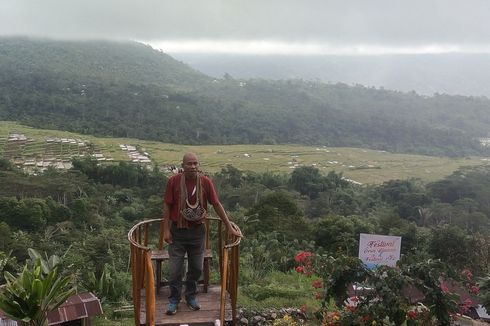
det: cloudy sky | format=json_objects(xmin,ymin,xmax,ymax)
[{"xmin": 2, "ymin": 0, "xmax": 490, "ymax": 55}]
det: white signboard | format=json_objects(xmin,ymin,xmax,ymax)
[{"xmin": 358, "ymin": 233, "xmax": 401, "ymax": 269}]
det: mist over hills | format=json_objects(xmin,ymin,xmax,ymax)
[
  {"xmin": 1, "ymin": 38, "xmax": 490, "ymax": 157},
  {"xmin": 173, "ymin": 53, "xmax": 490, "ymax": 98}
]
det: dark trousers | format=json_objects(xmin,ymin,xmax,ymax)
[{"xmin": 168, "ymin": 222, "xmax": 205, "ymax": 304}]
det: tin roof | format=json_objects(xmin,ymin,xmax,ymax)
[{"xmin": 47, "ymin": 292, "xmax": 103, "ymax": 325}]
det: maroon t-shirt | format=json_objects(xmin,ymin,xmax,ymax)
[{"xmin": 164, "ymin": 173, "xmax": 219, "ymax": 222}]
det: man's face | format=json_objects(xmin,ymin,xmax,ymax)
[{"xmin": 182, "ymin": 154, "xmax": 199, "ymax": 179}]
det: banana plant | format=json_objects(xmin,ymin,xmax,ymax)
[{"xmin": 0, "ymin": 253, "xmax": 76, "ymax": 326}]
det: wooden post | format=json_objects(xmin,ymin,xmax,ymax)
[
  {"xmin": 144, "ymin": 224, "xmax": 149, "ymax": 247},
  {"xmin": 158, "ymin": 218, "xmax": 165, "ymax": 250},
  {"xmin": 144, "ymin": 251, "xmax": 155, "ymax": 326},
  {"xmin": 218, "ymin": 222, "xmax": 223, "ymax": 277},
  {"xmin": 130, "ymin": 245, "xmax": 141, "ymax": 326},
  {"xmin": 231, "ymin": 246, "xmax": 239, "ymax": 325},
  {"xmin": 220, "ymin": 249, "xmax": 229, "ymax": 325}
]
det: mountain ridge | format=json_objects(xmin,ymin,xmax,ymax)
[
  {"xmin": 173, "ymin": 53, "xmax": 490, "ymax": 98},
  {"xmin": 1, "ymin": 37, "xmax": 489, "ymax": 157}
]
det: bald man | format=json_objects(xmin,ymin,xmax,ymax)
[{"xmin": 163, "ymin": 152, "xmax": 241, "ymax": 315}]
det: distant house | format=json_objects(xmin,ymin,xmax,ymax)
[{"xmin": 0, "ymin": 292, "xmax": 102, "ymax": 326}]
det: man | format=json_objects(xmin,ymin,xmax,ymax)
[{"xmin": 163, "ymin": 152, "xmax": 241, "ymax": 315}]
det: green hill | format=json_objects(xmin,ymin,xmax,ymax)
[
  {"xmin": 1, "ymin": 37, "xmax": 490, "ymax": 157},
  {"xmin": 0, "ymin": 37, "xmax": 209, "ymax": 89}
]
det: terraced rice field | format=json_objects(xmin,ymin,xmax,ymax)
[{"xmin": 1, "ymin": 121, "xmax": 489, "ymax": 184}]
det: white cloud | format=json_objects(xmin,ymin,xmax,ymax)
[{"xmin": 146, "ymin": 40, "xmax": 490, "ymax": 55}]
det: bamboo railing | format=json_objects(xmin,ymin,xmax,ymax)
[{"xmin": 128, "ymin": 217, "xmax": 242, "ymax": 326}]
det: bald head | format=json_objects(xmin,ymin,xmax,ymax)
[
  {"xmin": 183, "ymin": 152, "xmax": 198, "ymax": 164},
  {"xmin": 182, "ymin": 152, "xmax": 199, "ymax": 179}
]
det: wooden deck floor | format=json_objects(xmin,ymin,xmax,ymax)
[{"xmin": 139, "ymin": 285, "xmax": 232, "ymax": 326}]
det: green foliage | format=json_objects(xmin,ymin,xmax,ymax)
[
  {"xmin": 0, "ymin": 250, "xmax": 17, "ymax": 283},
  {"xmin": 247, "ymin": 191, "xmax": 311, "ymax": 240},
  {"xmin": 0, "ymin": 249, "xmax": 75, "ymax": 326},
  {"xmin": 296, "ymin": 252, "xmax": 461, "ymax": 326},
  {"xmin": 243, "ymin": 284, "xmax": 304, "ymax": 301},
  {"xmin": 290, "ymin": 166, "xmax": 324, "ymax": 198},
  {"xmin": 0, "ymin": 222, "xmax": 12, "ymax": 251},
  {"xmin": 314, "ymin": 215, "xmax": 377, "ymax": 255},
  {"xmin": 379, "ymin": 179, "xmax": 432, "ymax": 220},
  {"xmin": 240, "ymin": 231, "xmax": 317, "ymax": 281},
  {"xmin": 72, "ymin": 158, "xmax": 167, "ymax": 194},
  {"xmin": 403, "ymin": 260, "xmax": 459, "ymax": 325},
  {"xmin": 237, "ymin": 270, "xmax": 320, "ymax": 310},
  {"xmin": 428, "ymin": 225, "xmax": 472, "ymax": 271},
  {"xmin": 82, "ymin": 264, "xmax": 131, "ymax": 303},
  {"xmin": 2, "ymin": 38, "xmax": 490, "ymax": 156},
  {"xmin": 0, "ymin": 158, "xmax": 14, "ymax": 171},
  {"xmin": 1, "ymin": 153, "xmax": 490, "ymax": 319},
  {"xmin": 478, "ymin": 274, "xmax": 490, "ymax": 311},
  {"xmin": 0, "ymin": 197, "xmax": 47, "ymax": 231}
]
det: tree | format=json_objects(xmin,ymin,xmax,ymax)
[
  {"xmin": 429, "ymin": 225, "xmax": 471, "ymax": 271},
  {"xmin": 314, "ymin": 215, "xmax": 376, "ymax": 255},
  {"xmin": 290, "ymin": 166, "xmax": 324, "ymax": 199},
  {"xmin": 247, "ymin": 191, "xmax": 310, "ymax": 240}
]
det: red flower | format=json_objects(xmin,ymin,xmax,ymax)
[
  {"xmin": 312, "ymin": 279, "xmax": 323, "ymax": 289},
  {"xmin": 295, "ymin": 251, "xmax": 314, "ymax": 263},
  {"xmin": 300, "ymin": 304, "xmax": 307, "ymax": 314},
  {"xmin": 407, "ymin": 310, "xmax": 418, "ymax": 319},
  {"xmin": 461, "ymin": 269, "xmax": 473, "ymax": 281},
  {"xmin": 440, "ymin": 283, "xmax": 449, "ymax": 293},
  {"xmin": 360, "ymin": 315, "xmax": 370, "ymax": 322},
  {"xmin": 470, "ymin": 285, "xmax": 479, "ymax": 294},
  {"xmin": 314, "ymin": 292, "xmax": 322, "ymax": 300},
  {"xmin": 295, "ymin": 266, "xmax": 303, "ymax": 273}
]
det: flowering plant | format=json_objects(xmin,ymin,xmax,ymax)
[
  {"xmin": 405, "ymin": 303, "xmax": 431, "ymax": 326},
  {"xmin": 295, "ymin": 251, "xmax": 463, "ymax": 326}
]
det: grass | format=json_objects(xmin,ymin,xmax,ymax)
[
  {"xmin": 238, "ymin": 270, "xmax": 321, "ymax": 311},
  {"xmin": 92, "ymin": 316, "xmax": 134, "ymax": 326},
  {"xmin": 1, "ymin": 120, "xmax": 489, "ymax": 184}
]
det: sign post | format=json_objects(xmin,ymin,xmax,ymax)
[{"xmin": 358, "ymin": 233, "xmax": 401, "ymax": 269}]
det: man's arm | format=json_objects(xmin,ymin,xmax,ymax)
[
  {"xmin": 163, "ymin": 202, "xmax": 173, "ymax": 244},
  {"xmin": 212, "ymin": 202, "xmax": 242, "ymax": 237}
]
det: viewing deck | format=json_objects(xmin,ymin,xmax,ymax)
[
  {"xmin": 128, "ymin": 218, "xmax": 241, "ymax": 326},
  {"xmin": 139, "ymin": 285, "xmax": 232, "ymax": 326}
]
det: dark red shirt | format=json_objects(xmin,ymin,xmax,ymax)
[{"xmin": 164, "ymin": 173, "xmax": 219, "ymax": 222}]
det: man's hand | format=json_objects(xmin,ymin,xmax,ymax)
[
  {"xmin": 213, "ymin": 202, "xmax": 243, "ymax": 238},
  {"xmin": 163, "ymin": 229, "xmax": 173, "ymax": 244},
  {"xmin": 228, "ymin": 227, "xmax": 242, "ymax": 238}
]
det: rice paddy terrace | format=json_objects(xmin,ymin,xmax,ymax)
[{"xmin": 1, "ymin": 121, "xmax": 489, "ymax": 184}]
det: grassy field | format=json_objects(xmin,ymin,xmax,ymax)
[{"xmin": 1, "ymin": 120, "xmax": 489, "ymax": 184}]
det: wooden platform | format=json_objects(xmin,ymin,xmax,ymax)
[{"xmin": 140, "ymin": 285, "xmax": 232, "ymax": 326}]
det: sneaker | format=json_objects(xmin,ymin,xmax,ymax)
[
  {"xmin": 186, "ymin": 297, "xmax": 201, "ymax": 311},
  {"xmin": 166, "ymin": 302, "xmax": 178, "ymax": 315}
]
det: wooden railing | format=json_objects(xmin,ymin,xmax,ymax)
[{"xmin": 127, "ymin": 217, "xmax": 242, "ymax": 326}]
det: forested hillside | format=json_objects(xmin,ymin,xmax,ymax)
[
  {"xmin": 1, "ymin": 37, "xmax": 490, "ymax": 156},
  {"xmin": 1, "ymin": 159, "xmax": 490, "ymax": 321}
]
